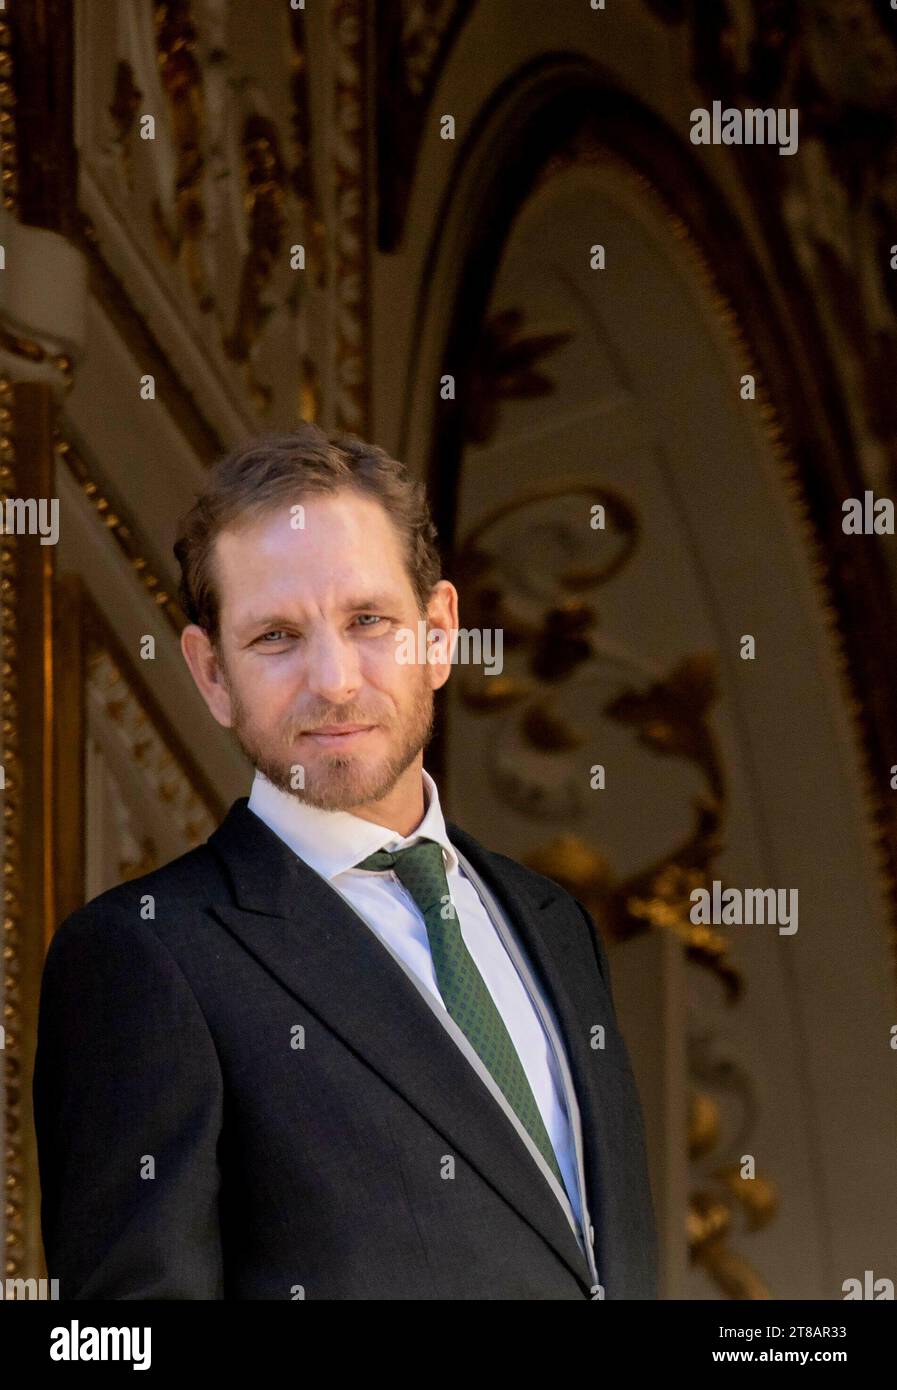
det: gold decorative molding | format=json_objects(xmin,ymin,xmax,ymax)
[
  {"xmin": 223, "ymin": 114, "xmax": 289, "ymax": 412},
  {"xmin": 1, "ymin": 372, "xmax": 24, "ymax": 1277},
  {"xmin": 1, "ymin": 379, "xmax": 57, "ymax": 1284},
  {"xmin": 152, "ymin": 0, "xmax": 212, "ymax": 313},
  {"xmin": 399, "ymin": 0, "xmax": 460, "ymax": 100},
  {"xmin": 0, "ymin": 326, "xmax": 74, "ymax": 391},
  {"xmin": 51, "ymin": 572, "xmax": 225, "ymax": 919},
  {"xmin": 673, "ymin": 0, "xmax": 897, "ymax": 465},
  {"xmin": 0, "ymin": 17, "xmax": 18, "ymax": 214},
  {"xmin": 80, "ymin": 3, "xmax": 328, "ymax": 427},
  {"xmin": 375, "ymin": 0, "xmax": 472, "ymax": 250},
  {"xmin": 77, "ymin": 212, "xmax": 225, "ymax": 464},
  {"xmin": 53, "ymin": 433, "xmax": 186, "ymax": 637},
  {"xmin": 332, "ymin": 0, "xmax": 370, "ymax": 431},
  {"xmin": 84, "ymin": 601, "xmax": 223, "ymax": 839}
]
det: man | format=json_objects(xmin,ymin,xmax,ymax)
[{"xmin": 33, "ymin": 424, "xmax": 658, "ymax": 1300}]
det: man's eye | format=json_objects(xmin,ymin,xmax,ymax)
[{"xmin": 253, "ymin": 618, "xmax": 386, "ymax": 644}]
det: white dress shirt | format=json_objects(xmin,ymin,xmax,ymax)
[{"xmin": 247, "ymin": 766, "xmax": 584, "ymax": 1230}]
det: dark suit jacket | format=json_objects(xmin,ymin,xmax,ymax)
[{"xmin": 33, "ymin": 798, "xmax": 658, "ymax": 1300}]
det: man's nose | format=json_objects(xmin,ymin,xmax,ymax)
[{"xmin": 303, "ymin": 627, "xmax": 361, "ymax": 701}]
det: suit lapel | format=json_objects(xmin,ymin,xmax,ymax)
[
  {"xmin": 444, "ymin": 819, "xmax": 638, "ymax": 1297},
  {"xmin": 207, "ymin": 800, "xmax": 591, "ymax": 1291}
]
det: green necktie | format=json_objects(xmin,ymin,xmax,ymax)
[{"xmin": 355, "ymin": 838, "xmax": 568, "ymax": 1196}]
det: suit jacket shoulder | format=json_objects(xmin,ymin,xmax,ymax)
[{"xmin": 60, "ymin": 841, "xmax": 223, "ymax": 924}]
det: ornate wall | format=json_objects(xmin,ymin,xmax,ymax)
[{"xmin": 2, "ymin": 0, "xmax": 896, "ymax": 1299}]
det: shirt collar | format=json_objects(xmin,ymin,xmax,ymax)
[{"xmin": 246, "ymin": 765, "xmax": 459, "ymax": 881}]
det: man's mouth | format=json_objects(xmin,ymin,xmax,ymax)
[{"xmin": 300, "ymin": 724, "xmax": 376, "ymax": 746}]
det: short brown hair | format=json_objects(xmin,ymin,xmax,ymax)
[{"xmin": 174, "ymin": 423, "xmax": 442, "ymax": 641}]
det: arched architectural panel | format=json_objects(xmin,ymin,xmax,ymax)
[{"xmin": 402, "ymin": 54, "xmax": 897, "ymax": 1298}]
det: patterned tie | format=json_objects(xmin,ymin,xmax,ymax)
[{"xmin": 355, "ymin": 838, "xmax": 568, "ymax": 1195}]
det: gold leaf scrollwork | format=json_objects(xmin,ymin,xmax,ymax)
[
  {"xmin": 455, "ymin": 463, "xmax": 774, "ymax": 1294},
  {"xmin": 153, "ymin": 0, "xmax": 213, "ymax": 312},
  {"xmin": 464, "ymin": 308, "xmax": 574, "ymax": 445},
  {"xmin": 688, "ymin": 1078, "xmax": 779, "ymax": 1300},
  {"xmin": 223, "ymin": 114, "xmax": 288, "ymax": 412},
  {"xmin": 456, "ymin": 483, "xmax": 739, "ymax": 993}
]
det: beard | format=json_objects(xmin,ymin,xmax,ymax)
[{"xmin": 225, "ymin": 661, "xmax": 436, "ymax": 812}]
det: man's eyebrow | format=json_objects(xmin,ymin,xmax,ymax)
[
  {"xmin": 236, "ymin": 614, "xmax": 297, "ymax": 634},
  {"xmin": 342, "ymin": 594, "xmax": 405, "ymax": 612},
  {"xmin": 236, "ymin": 595, "xmax": 406, "ymax": 632}
]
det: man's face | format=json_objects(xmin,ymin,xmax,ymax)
[{"xmin": 191, "ymin": 490, "xmax": 454, "ymax": 814}]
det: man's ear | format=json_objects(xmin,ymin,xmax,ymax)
[
  {"xmin": 180, "ymin": 624, "xmax": 234, "ymax": 727},
  {"xmin": 425, "ymin": 579, "xmax": 460, "ymax": 692}
]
